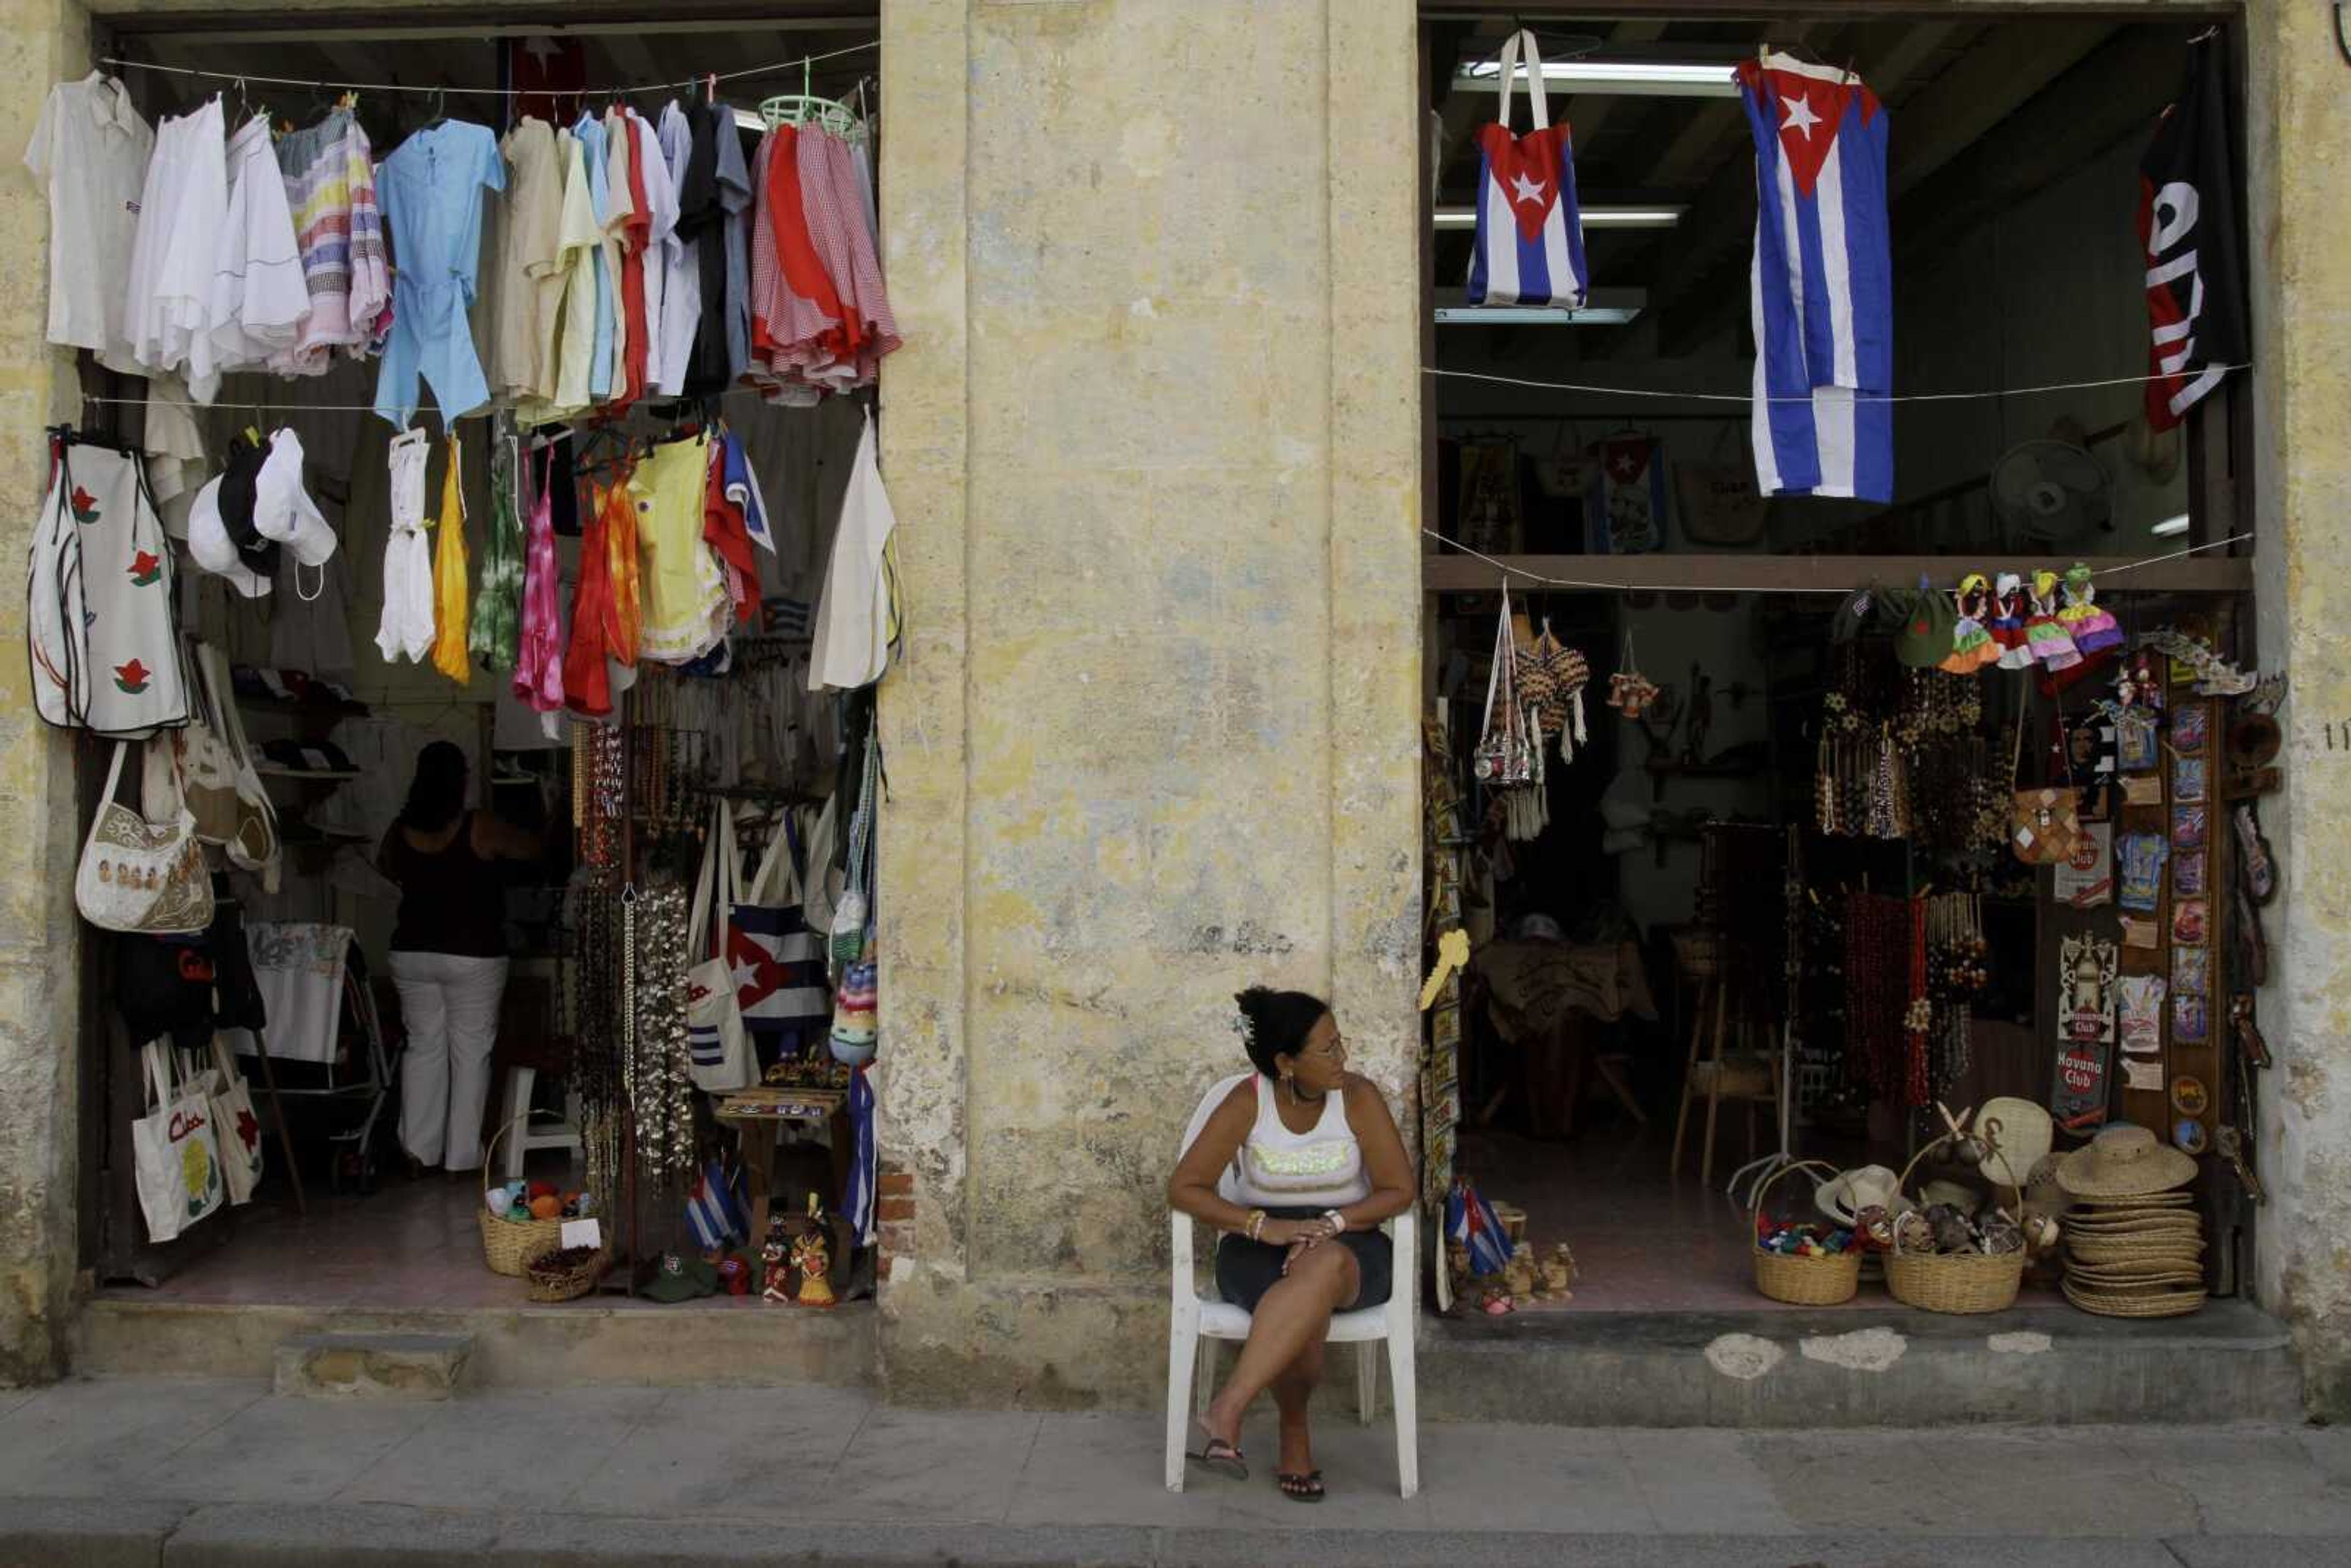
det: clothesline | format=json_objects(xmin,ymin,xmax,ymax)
[
  {"xmin": 96, "ymin": 39, "xmax": 880, "ymax": 99},
  {"xmin": 1423, "ymin": 364, "xmax": 2254, "ymax": 407},
  {"xmin": 1422, "ymin": 528, "xmax": 2257, "ymax": 595},
  {"xmin": 78, "ymin": 385, "xmax": 806, "ymax": 416}
]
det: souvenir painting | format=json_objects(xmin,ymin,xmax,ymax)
[
  {"xmin": 2172, "ymin": 1076, "xmax": 2210, "ymax": 1117},
  {"xmin": 2118, "ymin": 711, "xmax": 2161, "ymax": 773},
  {"xmin": 2060, "ymin": 934, "xmax": 2119, "ymax": 1046},
  {"xmin": 2055, "ymin": 821, "xmax": 2113, "ymax": 909},
  {"xmin": 2172, "ymin": 898, "xmax": 2210, "ymax": 947},
  {"xmin": 2117, "ymin": 974, "xmax": 2166, "ymax": 1056},
  {"xmin": 2173, "ymin": 945, "xmax": 2211, "ymax": 995},
  {"xmin": 2173, "ymin": 990, "xmax": 2210, "ymax": 1043},
  {"xmin": 2174, "ymin": 852, "xmax": 2207, "ymax": 898},
  {"xmin": 2172, "ymin": 756, "xmax": 2207, "ymax": 805},
  {"xmin": 2172, "ymin": 705, "xmax": 2210, "ymax": 754},
  {"xmin": 2175, "ymin": 1118, "xmax": 2210, "ymax": 1155},
  {"xmin": 2117, "ymin": 832, "xmax": 2169, "ymax": 913},
  {"xmin": 2173, "ymin": 804, "xmax": 2208, "ymax": 851}
]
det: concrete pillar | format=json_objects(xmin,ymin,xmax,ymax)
[
  {"xmin": 0, "ymin": 0, "xmax": 91, "ymax": 1386},
  {"xmin": 2247, "ymin": 0, "xmax": 2351, "ymax": 1420},
  {"xmin": 873, "ymin": 0, "xmax": 1422, "ymax": 1405}
]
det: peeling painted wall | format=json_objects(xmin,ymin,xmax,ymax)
[{"xmin": 872, "ymin": 0, "xmax": 1423, "ymax": 1406}]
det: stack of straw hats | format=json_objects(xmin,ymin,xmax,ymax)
[{"xmin": 2055, "ymin": 1124, "xmax": 2205, "ymax": 1318}]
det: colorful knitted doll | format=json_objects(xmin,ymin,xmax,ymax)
[
  {"xmin": 1989, "ymin": 571, "xmax": 2034, "ymax": 670},
  {"xmin": 2025, "ymin": 569, "xmax": 2082, "ymax": 670},
  {"xmin": 2061, "ymin": 563, "xmax": 2122, "ymax": 655},
  {"xmin": 1938, "ymin": 574, "xmax": 1998, "ymax": 674}
]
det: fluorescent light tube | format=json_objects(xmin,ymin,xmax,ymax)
[
  {"xmin": 1458, "ymin": 59, "xmax": 1738, "ymax": 97},
  {"xmin": 1434, "ymin": 205, "xmax": 1684, "ymax": 230},
  {"xmin": 733, "ymin": 107, "xmax": 766, "ymax": 133},
  {"xmin": 2150, "ymin": 514, "xmax": 2192, "ymax": 537},
  {"xmin": 1434, "ymin": 304, "xmax": 1643, "ymax": 326}
]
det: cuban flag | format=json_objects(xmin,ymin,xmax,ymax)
[
  {"xmin": 1466, "ymin": 29, "xmax": 1588, "ymax": 309},
  {"xmin": 1445, "ymin": 1178, "xmax": 1512, "ymax": 1278},
  {"xmin": 1737, "ymin": 54, "xmax": 1893, "ymax": 502},
  {"xmin": 686, "ymin": 1160, "xmax": 747, "ymax": 1250}
]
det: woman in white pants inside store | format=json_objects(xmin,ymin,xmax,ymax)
[{"xmin": 380, "ymin": 741, "xmax": 542, "ymax": 1175}]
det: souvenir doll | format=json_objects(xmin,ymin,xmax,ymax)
[
  {"xmin": 792, "ymin": 1193, "xmax": 837, "ymax": 1307},
  {"xmin": 1540, "ymin": 1242, "xmax": 1578, "ymax": 1300},
  {"xmin": 1938, "ymin": 574, "xmax": 2000, "ymax": 674},
  {"xmin": 2025, "ymin": 570, "xmax": 2081, "ymax": 670},
  {"xmin": 2057, "ymin": 563, "xmax": 2122, "ymax": 655},
  {"xmin": 761, "ymin": 1218, "xmax": 793, "ymax": 1303},
  {"xmin": 1988, "ymin": 572, "xmax": 2033, "ymax": 670}
]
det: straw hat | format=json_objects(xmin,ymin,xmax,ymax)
[
  {"xmin": 1817, "ymin": 1165, "xmax": 1908, "ymax": 1226},
  {"xmin": 1976, "ymin": 1097, "xmax": 2053, "ymax": 1190},
  {"xmin": 2055, "ymin": 1124, "xmax": 2197, "ymax": 1199}
]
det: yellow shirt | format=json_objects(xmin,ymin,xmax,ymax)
[
  {"xmin": 516, "ymin": 131, "xmax": 598, "ymax": 427},
  {"xmin": 633, "ymin": 432, "xmax": 726, "ymax": 663}
]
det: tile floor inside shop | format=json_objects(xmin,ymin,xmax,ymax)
[
  {"xmin": 103, "ymin": 1152, "xmax": 786, "ymax": 1310},
  {"xmin": 1454, "ymin": 1125, "xmax": 2060, "ymax": 1313}
]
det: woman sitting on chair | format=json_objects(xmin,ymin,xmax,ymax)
[{"xmin": 1167, "ymin": 987, "xmax": 1414, "ymax": 1501}]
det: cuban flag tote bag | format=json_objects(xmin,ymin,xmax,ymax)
[{"xmin": 1466, "ymin": 28, "xmax": 1589, "ymax": 309}]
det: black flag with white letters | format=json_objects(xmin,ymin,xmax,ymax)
[{"xmin": 2137, "ymin": 33, "xmax": 2246, "ymax": 431}]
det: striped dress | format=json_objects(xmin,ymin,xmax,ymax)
[{"xmin": 271, "ymin": 109, "xmax": 391, "ymax": 373}]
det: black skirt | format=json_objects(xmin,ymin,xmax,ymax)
[{"xmin": 1215, "ymin": 1205, "xmax": 1393, "ymax": 1313}]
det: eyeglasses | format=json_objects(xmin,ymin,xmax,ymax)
[{"xmin": 1305, "ymin": 1033, "xmax": 1348, "ymax": 1060}]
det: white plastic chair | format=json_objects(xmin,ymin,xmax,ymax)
[{"xmin": 1163, "ymin": 1071, "xmax": 1419, "ymax": 1496}]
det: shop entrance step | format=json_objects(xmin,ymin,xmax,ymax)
[
  {"xmin": 1417, "ymin": 1297, "xmax": 2303, "ymax": 1427},
  {"xmin": 74, "ymin": 1296, "xmax": 877, "ymax": 1389},
  {"xmin": 274, "ymin": 1332, "xmax": 474, "ymax": 1399}
]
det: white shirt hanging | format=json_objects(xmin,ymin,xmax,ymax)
[
  {"xmin": 125, "ymin": 96, "xmax": 230, "ymax": 402},
  {"xmin": 23, "ymin": 72, "xmax": 153, "ymax": 374},
  {"xmin": 808, "ymin": 408, "xmax": 900, "ymax": 692},
  {"xmin": 211, "ymin": 113, "xmax": 312, "ymax": 373}
]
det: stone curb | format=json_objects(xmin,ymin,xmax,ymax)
[{"xmin": 0, "ymin": 1498, "xmax": 2331, "ymax": 1568}]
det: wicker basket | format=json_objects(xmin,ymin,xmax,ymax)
[
  {"xmin": 1750, "ymin": 1160, "xmax": 1862, "ymax": 1306},
  {"xmin": 1883, "ymin": 1133, "xmax": 2025, "ymax": 1315},
  {"xmin": 477, "ymin": 1117, "xmax": 566, "ymax": 1277},
  {"xmin": 524, "ymin": 1248, "xmax": 609, "ymax": 1304}
]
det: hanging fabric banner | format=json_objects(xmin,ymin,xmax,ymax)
[
  {"xmin": 2137, "ymin": 32, "xmax": 2246, "ymax": 431},
  {"xmin": 1734, "ymin": 51, "xmax": 1893, "ymax": 502},
  {"xmin": 1466, "ymin": 29, "xmax": 1588, "ymax": 309},
  {"xmin": 1583, "ymin": 432, "xmax": 1668, "ymax": 555}
]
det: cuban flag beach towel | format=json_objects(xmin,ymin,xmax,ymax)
[
  {"xmin": 1467, "ymin": 29, "xmax": 1588, "ymax": 309},
  {"xmin": 1737, "ymin": 53, "xmax": 1893, "ymax": 502}
]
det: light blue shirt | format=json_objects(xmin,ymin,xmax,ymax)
[{"xmin": 573, "ymin": 111, "xmax": 614, "ymax": 400}]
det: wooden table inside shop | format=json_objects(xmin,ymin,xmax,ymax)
[{"xmin": 713, "ymin": 1087, "xmax": 851, "ymax": 1244}]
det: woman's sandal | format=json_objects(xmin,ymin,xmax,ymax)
[
  {"xmin": 1187, "ymin": 1433, "xmax": 1248, "ymax": 1482},
  {"xmin": 1275, "ymin": 1469, "xmax": 1326, "ymax": 1503}
]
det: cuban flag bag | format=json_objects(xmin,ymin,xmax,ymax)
[
  {"xmin": 1466, "ymin": 29, "xmax": 1588, "ymax": 309},
  {"xmin": 1737, "ymin": 53, "xmax": 1893, "ymax": 502}
]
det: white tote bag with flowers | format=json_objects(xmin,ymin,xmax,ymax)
[
  {"xmin": 203, "ymin": 1035, "xmax": 264, "ymax": 1205},
  {"xmin": 132, "ymin": 1041, "xmax": 226, "ymax": 1243}
]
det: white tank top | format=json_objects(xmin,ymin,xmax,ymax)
[{"xmin": 1231, "ymin": 1074, "xmax": 1370, "ymax": 1209}]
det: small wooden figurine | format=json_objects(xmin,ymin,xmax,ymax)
[
  {"xmin": 760, "ymin": 1217, "xmax": 792, "ymax": 1303},
  {"xmin": 792, "ymin": 1192, "xmax": 837, "ymax": 1308},
  {"xmin": 1540, "ymin": 1242, "xmax": 1577, "ymax": 1301},
  {"xmin": 1504, "ymin": 1240, "xmax": 1537, "ymax": 1305}
]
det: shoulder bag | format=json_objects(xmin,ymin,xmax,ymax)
[
  {"xmin": 78, "ymin": 740, "xmax": 215, "ymax": 934},
  {"xmin": 131, "ymin": 1040, "xmax": 226, "ymax": 1243},
  {"xmin": 685, "ymin": 797, "xmax": 756, "ymax": 1092},
  {"xmin": 2011, "ymin": 697, "xmax": 2084, "ymax": 867}
]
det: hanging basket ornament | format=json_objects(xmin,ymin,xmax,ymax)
[
  {"xmin": 1474, "ymin": 582, "xmax": 1535, "ymax": 786},
  {"xmin": 1607, "ymin": 630, "xmax": 1661, "ymax": 719}
]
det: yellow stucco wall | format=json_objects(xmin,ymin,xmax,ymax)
[{"xmin": 872, "ymin": 0, "xmax": 1423, "ymax": 1405}]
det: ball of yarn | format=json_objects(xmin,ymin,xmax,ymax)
[
  {"xmin": 527, "ymin": 1181, "xmax": 559, "ymax": 1201},
  {"xmin": 485, "ymin": 1188, "xmax": 512, "ymax": 1218},
  {"xmin": 529, "ymin": 1195, "xmax": 562, "ymax": 1220}
]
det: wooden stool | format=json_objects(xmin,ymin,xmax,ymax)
[{"xmin": 1668, "ymin": 931, "xmax": 1780, "ymax": 1185}]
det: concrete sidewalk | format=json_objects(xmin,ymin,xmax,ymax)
[{"xmin": 4, "ymin": 1377, "xmax": 2349, "ymax": 1566}]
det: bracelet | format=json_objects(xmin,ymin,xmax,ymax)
[
  {"xmin": 1245, "ymin": 1208, "xmax": 1268, "ymax": 1242},
  {"xmin": 1323, "ymin": 1209, "xmax": 1346, "ymax": 1236}
]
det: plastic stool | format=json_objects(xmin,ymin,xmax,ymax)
[{"xmin": 497, "ymin": 1065, "xmax": 583, "ymax": 1181}]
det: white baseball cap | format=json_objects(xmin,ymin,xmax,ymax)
[
  {"xmin": 252, "ymin": 429, "xmax": 339, "ymax": 568},
  {"xmin": 187, "ymin": 471, "xmax": 272, "ymax": 598}
]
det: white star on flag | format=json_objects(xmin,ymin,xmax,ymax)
[
  {"xmin": 1509, "ymin": 171, "xmax": 1547, "ymax": 207},
  {"xmin": 1780, "ymin": 92, "xmax": 1823, "ymax": 140}
]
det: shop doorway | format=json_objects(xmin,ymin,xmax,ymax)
[
  {"xmin": 68, "ymin": 5, "xmax": 893, "ymax": 1337},
  {"xmin": 1414, "ymin": 7, "xmax": 2260, "ymax": 1319}
]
